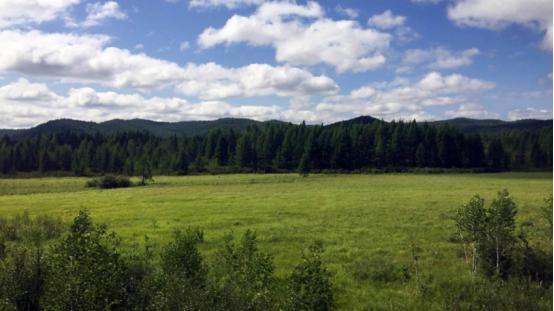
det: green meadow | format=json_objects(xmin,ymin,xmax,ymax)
[{"xmin": 0, "ymin": 173, "xmax": 551, "ymax": 310}]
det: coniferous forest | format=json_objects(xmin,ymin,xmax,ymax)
[{"xmin": 0, "ymin": 119, "xmax": 551, "ymax": 176}]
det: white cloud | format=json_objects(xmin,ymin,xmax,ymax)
[
  {"xmin": 444, "ymin": 103, "xmax": 499, "ymax": 119},
  {"xmin": 0, "ymin": 78, "xmax": 60, "ymax": 102},
  {"xmin": 508, "ymin": 107, "xmax": 552, "ymax": 120},
  {"xmin": 176, "ymin": 62, "xmax": 339, "ymax": 100},
  {"xmin": 0, "ymin": 79, "xmax": 329, "ymax": 128},
  {"xmin": 0, "ymin": 30, "xmax": 186, "ymax": 90},
  {"xmin": 335, "ymin": 5, "xmax": 358, "ymax": 19},
  {"xmin": 403, "ymin": 47, "xmax": 480, "ymax": 70},
  {"xmin": 315, "ymin": 72, "xmax": 495, "ymax": 120},
  {"xmin": 81, "ymin": 1, "xmax": 127, "ymax": 28},
  {"xmin": 448, "ymin": 0, "xmax": 553, "ymax": 50},
  {"xmin": 198, "ymin": 1, "xmax": 390, "ymax": 73},
  {"xmin": 0, "ymin": 0, "xmax": 79, "ymax": 29},
  {"xmin": 179, "ymin": 41, "xmax": 190, "ymax": 51},
  {"xmin": 367, "ymin": 10, "xmax": 406, "ymax": 29},
  {"xmin": 189, "ymin": 0, "xmax": 265, "ymax": 9}
]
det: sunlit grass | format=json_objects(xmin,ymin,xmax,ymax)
[{"xmin": 0, "ymin": 172, "xmax": 551, "ymax": 310}]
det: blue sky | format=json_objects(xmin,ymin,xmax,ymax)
[{"xmin": 0, "ymin": 0, "xmax": 551, "ymax": 128}]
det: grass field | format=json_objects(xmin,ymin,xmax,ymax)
[{"xmin": 0, "ymin": 173, "xmax": 551, "ymax": 310}]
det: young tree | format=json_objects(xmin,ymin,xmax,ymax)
[
  {"xmin": 455, "ymin": 195, "xmax": 487, "ymax": 273},
  {"xmin": 481, "ymin": 190, "xmax": 517, "ymax": 276},
  {"xmin": 158, "ymin": 227, "xmax": 207, "ymax": 310},
  {"xmin": 44, "ymin": 210, "xmax": 128, "ymax": 310},
  {"xmin": 289, "ymin": 241, "xmax": 334, "ymax": 311},
  {"xmin": 136, "ymin": 156, "xmax": 153, "ymax": 185},
  {"xmin": 211, "ymin": 230, "xmax": 275, "ymax": 310}
]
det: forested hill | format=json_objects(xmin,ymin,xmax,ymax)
[
  {"xmin": 0, "ymin": 116, "xmax": 551, "ymax": 140},
  {"xmin": 0, "ymin": 118, "xmax": 264, "ymax": 140},
  {"xmin": 430, "ymin": 118, "xmax": 552, "ymax": 135},
  {"xmin": 0, "ymin": 116, "xmax": 551, "ymax": 176}
]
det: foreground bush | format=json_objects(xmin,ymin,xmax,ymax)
[
  {"xmin": 0, "ymin": 211, "xmax": 336, "ymax": 311},
  {"xmin": 86, "ymin": 175, "xmax": 132, "ymax": 189}
]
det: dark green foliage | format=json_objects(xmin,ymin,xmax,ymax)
[
  {"xmin": 289, "ymin": 241, "xmax": 334, "ymax": 311},
  {"xmin": 0, "ymin": 247, "xmax": 45, "ymax": 311},
  {"xmin": 136, "ymin": 156, "xmax": 154, "ymax": 185},
  {"xmin": 44, "ymin": 210, "xmax": 128, "ymax": 310},
  {"xmin": 0, "ymin": 119, "xmax": 550, "ymax": 177},
  {"xmin": 85, "ymin": 175, "xmax": 132, "ymax": 189},
  {"xmin": 211, "ymin": 230, "xmax": 276, "ymax": 310},
  {"xmin": 156, "ymin": 228, "xmax": 209, "ymax": 310}
]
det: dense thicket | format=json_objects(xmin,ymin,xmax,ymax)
[{"xmin": 0, "ymin": 120, "xmax": 551, "ymax": 176}]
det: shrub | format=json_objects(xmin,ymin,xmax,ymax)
[
  {"xmin": 348, "ymin": 255, "xmax": 410, "ymax": 283},
  {"xmin": 289, "ymin": 241, "xmax": 334, "ymax": 311},
  {"xmin": 0, "ymin": 211, "xmax": 63, "ymax": 243},
  {"xmin": 156, "ymin": 227, "xmax": 209, "ymax": 310},
  {"xmin": 0, "ymin": 246, "xmax": 46, "ymax": 311},
  {"xmin": 43, "ymin": 210, "xmax": 128, "ymax": 310},
  {"xmin": 85, "ymin": 175, "xmax": 132, "ymax": 189},
  {"xmin": 211, "ymin": 230, "xmax": 276, "ymax": 310}
]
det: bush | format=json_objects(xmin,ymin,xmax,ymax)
[
  {"xmin": 210, "ymin": 230, "xmax": 276, "ymax": 310},
  {"xmin": 86, "ymin": 175, "xmax": 132, "ymax": 189},
  {"xmin": 0, "ymin": 211, "xmax": 64, "ymax": 243},
  {"xmin": 289, "ymin": 241, "xmax": 334, "ymax": 311},
  {"xmin": 43, "ymin": 210, "xmax": 128, "ymax": 310},
  {"xmin": 348, "ymin": 255, "xmax": 410, "ymax": 283}
]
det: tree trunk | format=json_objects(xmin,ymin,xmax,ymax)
[{"xmin": 495, "ymin": 238, "xmax": 500, "ymax": 275}]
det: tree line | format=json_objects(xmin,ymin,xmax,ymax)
[{"xmin": 0, "ymin": 120, "xmax": 551, "ymax": 176}]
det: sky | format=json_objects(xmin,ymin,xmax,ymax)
[{"xmin": 0, "ymin": 0, "xmax": 552, "ymax": 128}]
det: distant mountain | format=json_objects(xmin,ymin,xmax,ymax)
[
  {"xmin": 327, "ymin": 115, "xmax": 382, "ymax": 127},
  {"xmin": 0, "ymin": 118, "xmax": 262, "ymax": 140},
  {"xmin": 430, "ymin": 118, "xmax": 552, "ymax": 134},
  {"xmin": 0, "ymin": 116, "xmax": 551, "ymax": 140}
]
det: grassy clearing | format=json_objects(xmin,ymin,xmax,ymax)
[{"xmin": 0, "ymin": 172, "xmax": 551, "ymax": 310}]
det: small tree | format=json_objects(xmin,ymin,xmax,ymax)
[
  {"xmin": 298, "ymin": 152, "xmax": 311, "ymax": 177},
  {"xmin": 289, "ymin": 241, "xmax": 334, "ymax": 311},
  {"xmin": 44, "ymin": 210, "xmax": 128, "ymax": 310},
  {"xmin": 455, "ymin": 194, "xmax": 487, "ymax": 273},
  {"xmin": 211, "ymin": 230, "xmax": 275, "ymax": 310},
  {"xmin": 158, "ymin": 227, "xmax": 207, "ymax": 310},
  {"xmin": 136, "ymin": 156, "xmax": 153, "ymax": 185},
  {"xmin": 484, "ymin": 189, "xmax": 517, "ymax": 276}
]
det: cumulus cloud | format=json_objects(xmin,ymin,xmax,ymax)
[
  {"xmin": 448, "ymin": 0, "xmax": 553, "ymax": 50},
  {"xmin": 335, "ymin": 5, "xmax": 358, "ymax": 19},
  {"xmin": 508, "ymin": 107, "xmax": 552, "ymax": 120},
  {"xmin": 403, "ymin": 47, "xmax": 480, "ymax": 70},
  {"xmin": 315, "ymin": 71, "xmax": 495, "ymax": 120},
  {"xmin": 198, "ymin": 1, "xmax": 390, "ymax": 73},
  {"xmin": 0, "ymin": 78, "xmax": 60, "ymax": 102},
  {"xmin": 176, "ymin": 62, "xmax": 339, "ymax": 100},
  {"xmin": 0, "ymin": 79, "xmax": 328, "ymax": 128},
  {"xmin": 189, "ymin": 0, "xmax": 265, "ymax": 9},
  {"xmin": 444, "ymin": 103, "xmax": 499, "ymax": 119},
  {"xmin": 0, "ymin": 30, "xmax": 186, "ymax": 90},
  {"xmin": 367, "ymin": 10, "xmax": 406, "ymax": 29},
  {"xmin": 0, "ymin": 0, "xmax": 79, "ymax": 29},
  {"xmin": 66, "ymin": 1, "xmax": 127, "ymax": 28}
]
